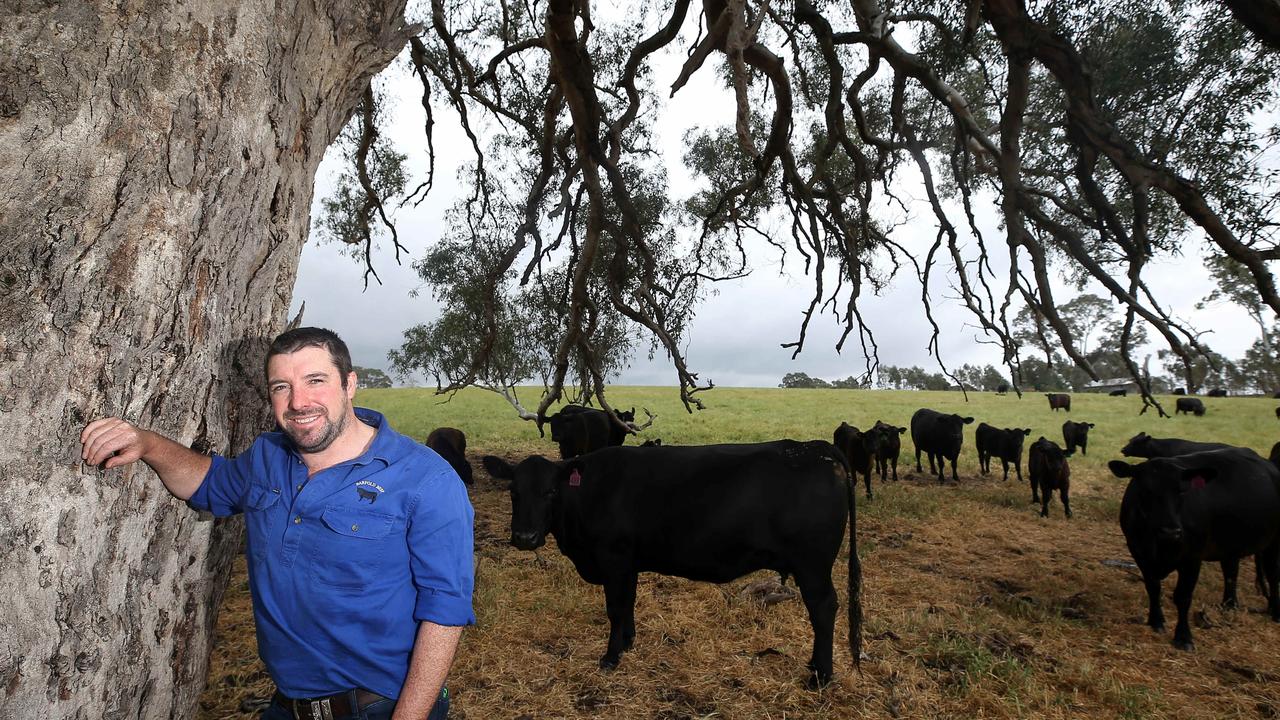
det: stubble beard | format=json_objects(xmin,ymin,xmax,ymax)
[{"xmin": 284, "ymin": 400, "xmax": 349, "ymax": 454}]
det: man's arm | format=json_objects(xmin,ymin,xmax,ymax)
[
  {"xmin": 80, "ymin": 418, "xmax": 211, "ymax": 500},
  {"xmin": 392, "ymin": 621, "xmax": 463, "ymax": 720}
]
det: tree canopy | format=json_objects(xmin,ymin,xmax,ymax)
[{"xmin": 324, "ymin": 0, "xmax": 1280, "ymax": 421}]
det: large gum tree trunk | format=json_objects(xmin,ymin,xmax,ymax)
[{"xmin": 0, "ymin": 2, "xmax": 408, "ymax": 717}]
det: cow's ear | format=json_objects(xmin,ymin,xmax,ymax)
[
  {"xmin": 1022, "ymin": 428, "xmax": 1032, "ymax": 436},
  {"xmin": 1180, "ymin": 466, "xmax": 1218, "ymax": 488},
  {"xmin": 482, "ymin": 455, "xmax": 515, "ymax": 481},
  {"xmin": 1088, "ymin": 423, "xmax": 1096, "ymax": 429},
  {"xmin": 963, "ymin": 417, "xmax": 974, "ymax": 424},
  {"xmin": 1108, "ymin": 460, "xmax": 1137, "ymax": 478},
  {"xmin": 897, "ymin": 427, "xmax": 907, "ymax": 434}
]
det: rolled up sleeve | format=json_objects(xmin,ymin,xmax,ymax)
[
  {"xmin": 408, "ymin": 469, "xmax": 476, "ymax": 626},
  {"xmin": 187, "ymin": 451, "xmax": 252, "ymax": 517}
]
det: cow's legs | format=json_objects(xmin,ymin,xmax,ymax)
[
  {"xmin": 890, "ymin": 456, "xmax": 899, "ymax": 482},
  {"xmin": 914, "ymin": 446, "xmax": 923, "ymax": 474},
  {"xmin": 863, "ymin": 469, "xmax": 872, "ymax": 500},
  {"xmin": 1039, "ymin": 488, "xmax": 1052, "ymax": 518},
  {"xmin": 1013, "ymin": 461, "xmax": 1023, "ymax": 485},
  {"xmin": 794, "ymin": 571, "xmax": 838, "ymax": 688},
  {"xmin": 1171, "ymin": 561, "xmax": 1202, "ymax": 651},
  {"xmin": 1030, "ymin": 476, "xmax": 1041, "ymax": 505},
  {"xmin": 1060, "ymin": 481, "xmax": 1072, "ymax": 518},
  {"xmin": 1000, "ymin": 459, "xmax": 1010, "ymax": 482},
  {"xmin": 1138, "ymin": 565, "xmax": 1166, "ymax": 632},
  {"xmin": 599, "ymin": 573, "xmax": 639, "ymax": 669},
  {"xmin": 1220, "ymin": 557, "xmax": 1240, "ymax": 609},
  {"xmin": 948, "ymin": 455, "xmax": 959, "ymax": 483}
]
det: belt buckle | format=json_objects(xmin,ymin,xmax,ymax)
[{"xmin": 294, "ymin": 697, "xmax": 335, "ymax": 720}]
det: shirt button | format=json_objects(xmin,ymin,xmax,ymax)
[
  {"xmin": 294, "ymin": 516, "xmax": 302, "ymax": 524},
  {"xmin": 350, "ymin": 524, "xmax": 359, "ymax": 532}
]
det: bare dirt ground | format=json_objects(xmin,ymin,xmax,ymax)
[{"xmin": 198, "ymin": 452, "xmax": 1280, "ymax": 719}]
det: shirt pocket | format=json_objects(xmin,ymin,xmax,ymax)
[
  {"xmin": 308, "ymin": 506, "xmax": 399, "ymax": 589},
  {"xmin": 243, "ymin": 483, "xmax": 282, "ymax": 561}
]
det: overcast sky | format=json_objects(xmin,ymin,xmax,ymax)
[{"xmin": 289, "ymin": 43, "xmax": 1263, "ymax": 389}]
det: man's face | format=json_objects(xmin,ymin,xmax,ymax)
[{"xmin": 266, "ymin": 346, "xmax": 358, "ymax": 454}]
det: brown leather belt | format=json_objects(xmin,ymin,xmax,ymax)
[{"xmin": 272, "ymin": 688, "xmax": 387, "ymax": 720}]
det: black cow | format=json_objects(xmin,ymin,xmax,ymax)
[
  {"xmin": 547, "ymin": 405, "xmax": 635, "ymax": 459},
  {"xmin": 1109, "ymin": 389, "xmax": 1128, "ymax": 397},
  {"xmin": 1208, "ymin": 388, "xmax": 1228, "ymax": 397},
  {"xmin": 1175, "ymin": 397, "xmax": 1206, "ymax": 417},
  {"xmin": 1062, "ymin": 421, "xmax": 1096, "ymax": 457},
  {"xmin": 871, "ymin": 420, "xmax": 906, "ymax": 482},
  {"xmin": 1045, "ymin": 393, "xmax": 1071, "ymax": 412},
  {"xmin": 1173, "ymin": 387, "xmax": 1187, "ymax": 395},
  {"xmin": 640, "ymin": 438, "xmax": 663, "ymax": 447},
  {"xmin": 974, "ymin": 423, "xmax": 1031, "ymax": 482},
  {"xmin": 1028, "ymin": 437, "xmax": 1071, "ymax": 518},
  {"xmin": 1120, "ymin": 432, "xmax": 1234, "ymax": 458},
  {"xmin": 911, "ymin": 409, "xmax": 974, "ymax": 483},
  {"xmin": 1109, "ymin": 449, "xmax": 1280, "ymax": 650},
  {"xmin": 426, "ymin": 427, "xmax": 473, "ymax": 485},
  {"xmin": 481, "ymin": 442, "xmax": 861, "ymax": 687},
  {"xmin": 995, "ymin": 383, "xmax": 1009, "ymax": 395},
  {"xmin": 834, "ymin": 422, "xmax": 883, "ymax": 499},
  {"xmin": 1273, "ymin": 390, "xmax": 1280, "ymax": 399},
  {"xmin": 1270, "ymin": 441, "xmax": 1280, "ymax": 469},
  {"xmin": 1275, "ymin": 406, "xmax": 1279, "ymax": 420}
]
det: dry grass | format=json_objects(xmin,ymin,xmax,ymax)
[{"xmin": 198, "ymin": 390, "xmax": 1280, "ymax": 719}]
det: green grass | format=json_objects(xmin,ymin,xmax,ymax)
[{"xmin": 355, "ymin": 386, "xmax": 1280, "ymax": 469}]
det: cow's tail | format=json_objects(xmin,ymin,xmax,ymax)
[{"xmin": 843, "ymin": 448, "xmax": 863, "ymax": 671}]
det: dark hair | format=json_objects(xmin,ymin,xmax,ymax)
[{"xmin": 265, "ymin": 327, "xmax": 354, "ymax": 387}]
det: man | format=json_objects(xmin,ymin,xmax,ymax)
[{"xmin": 80, "ymin": 328, "xmax": 474, "ymax": 720}]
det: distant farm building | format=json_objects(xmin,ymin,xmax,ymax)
[{"xmin": 1084, "ymin": 378, "xmax": 1141, "ymax": 394}]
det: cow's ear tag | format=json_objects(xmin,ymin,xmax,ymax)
[
  {"xmin": 569, "ymin": 469, "xmax": 582, "ymax": 487},
  {"xmin": 1190, "ymin": 475, "xmax": 1206, "ymax": 490}
]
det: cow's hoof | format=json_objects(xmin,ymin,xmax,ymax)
[
  {"xmin": 805, "ymin": 670, "xmax": 833, "ymax": 690},
  {"xmin": 1148, "ymin": 620, "xmax": 1165, "ymax": 633},
  {"xmin": 598, "ymin": 656, "xmax": 620, "ymax": 671},
  {"xmin": 1172, "ymin": 638, "xmax": 1195, "ymax": 652}
]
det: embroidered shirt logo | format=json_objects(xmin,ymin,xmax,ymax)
[{"xmin": 355, "ymin": 480, "xmax": 386, "ymax": 503}]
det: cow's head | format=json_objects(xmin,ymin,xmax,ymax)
[
  {"xmin": 1032, "ymin": 437, "xmax": 1068, "ymax": 473},
  {"xmin": 618, "ymin": 407, "xmax": 636, "ymax": 423},
  {"xmin": 1109, "ymin": 457, "xmax": 1217, "ymax": 552},
  {"xmin": 941, "ymin": 414, "xmax": 975, "ymax": 438},
  {"xmin": 1120, "ymin": 432, "xmax": 1152, "ymax": 457},
  {"xmin": 482, "ymin": 454, "xmax": 564, "ymax": 550},
  {"xmin": 873, "ymin": 420, "xmax": 907, "ymax": 436}
]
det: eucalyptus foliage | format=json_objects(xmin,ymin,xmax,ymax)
[{"xmin": 321, "ymin": 0, "xmax": 1280, "ymax": 419}]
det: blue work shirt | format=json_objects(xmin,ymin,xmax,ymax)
[{"xmin": 188, "ymin": 408, "xmax": 475, "ymax": 699}]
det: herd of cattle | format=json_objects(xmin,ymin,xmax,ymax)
[{"xmin": 419, "ymin": 397, "xmax": 1280, "ymax": 687}]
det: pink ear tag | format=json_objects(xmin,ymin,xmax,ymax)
[
  {"xmin": 569, "ymin": 469, "xmax": 582, "ymax": 487},
  {"xmin": 1190, "ymin": 475, "xmax": 1206, "ymax": 490}
]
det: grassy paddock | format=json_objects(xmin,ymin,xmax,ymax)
[{"xmin": 199, "ymin": 388, "xmax": 1280, "ymax": 719}]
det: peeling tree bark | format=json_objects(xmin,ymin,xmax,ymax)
[{"xmin": 0, "ymin": 1, "xmax": 408, "ymax": 717}]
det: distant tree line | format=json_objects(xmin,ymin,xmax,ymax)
[
  {"xmin": 783, "ymin": 291, "xmax": 1280, "ymax": 395},
  {"xmin": 779, "ymin": 373, "xmax": 871, "ymax": 389},
  {"xmin": 354, "ymin": 366, "xmax": 393, "ymax": 389}
]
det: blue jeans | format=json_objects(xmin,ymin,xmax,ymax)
[{"xmin": 261, "ymin": 688, "xmax": 449, "ymax": 720}]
